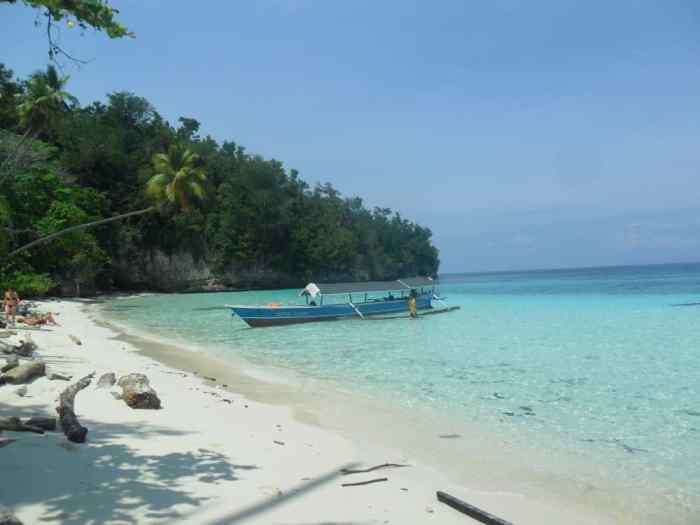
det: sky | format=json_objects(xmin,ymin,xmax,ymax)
[{"xmin": 2, "ymin": 0, "xmax": 700, "ymax": 273}]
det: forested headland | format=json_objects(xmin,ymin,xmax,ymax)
[{"xmin": 0, "ymin": 63, "xmax": 439, "ymax": 295}]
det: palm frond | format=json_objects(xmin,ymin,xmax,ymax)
[
  {"xmin": 148, "ymin": 146, "xmax": 209, "ymax": 211},
  {"xmin": 145, "ymin": 173, "xmax": 168, "ymax": 202},
  {"xmin": 190, "ymin": 181, "xmax": 205, "ymax": 200}
]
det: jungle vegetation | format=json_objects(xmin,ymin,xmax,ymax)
[{"xmin": 0, "ymin": 63, "xmax": 439, "ymax": 295}]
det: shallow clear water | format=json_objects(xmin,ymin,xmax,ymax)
[{"xmin": 101, "ymin": 263, "xmax": 700, "ymax": 514}]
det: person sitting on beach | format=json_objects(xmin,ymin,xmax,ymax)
[
  {"xmin": 19, "ymin": 312, "xmax": 60, "ymax": 327},
  {"xmin": 3, "ymin": 288, "xmax": 19, "ymax": 328}
]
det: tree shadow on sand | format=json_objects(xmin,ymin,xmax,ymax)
[{"xmin": 0, "ymin": 416, "xmax": 257, "ymax": 524}]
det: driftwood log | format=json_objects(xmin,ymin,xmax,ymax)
[
  {"xmin": 117, "ymin": 373, "xmax": 161, "ymax": 409},
  {"xmin": 340, "ymin": 463, "xmax": 410, "ymax": 475},
  {"xmin": 1, "ymin": 356, "xmax": 19, "ymax": 373},
  {"xmin": 341, "ymin": 477, "xmax": 388, "ymax": 487},
  {"xmin": 56, "ymin": 373, "xmax": 94, "ymax": 443},
  {"xmin": 96, "ymin": 372, "xmax": 116, "ymax": 389},
  {"xmin": 24, "ymin": 417, "xmax": 56, "ymax": 431},
  {"xmin": 0, "ymin": 361, "xmax": 45, "ymax": 385},
  {"xmin": 436, "ymin": 491, "xmax": 514, "ymax": 525},
  {"xmin": 0, "ymin": 417, "xmax": 44, "ymax": 434},
  {"xmin": 47, "ymin": 372, "xmax": 72, "ymax": 381}
]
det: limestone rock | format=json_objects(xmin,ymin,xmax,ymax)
[
  {"xmin": 117, "ymin": 373, "xmax": 161, "ymax": 409},
  {"xmin": 12, "ymin": 339, "xmax": 36, "ymax": 358},
  {"xmin": 96, "ymin": 372, "xmax": 116, "ymax": 389}
]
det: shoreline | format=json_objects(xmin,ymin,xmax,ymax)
[
  {"xmin": 91, "ymin": 299, "xmax": 676, "ymax": 524},
  {"xmin": 0, "ymin": 298, "xmax": 686, "ymax": 524}
]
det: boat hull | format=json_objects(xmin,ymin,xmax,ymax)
[{"xmin": 230, "ymin": 296, "xmax": 432, "ymax": 328}]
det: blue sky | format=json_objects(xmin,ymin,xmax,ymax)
[{"xmin": 2, "ymin": 1, "xmax": 700, "ymax": 272}]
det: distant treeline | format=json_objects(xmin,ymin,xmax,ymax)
[{"xmin": 0, "ymin": 63, "xmax": 439, "ymax": 295}]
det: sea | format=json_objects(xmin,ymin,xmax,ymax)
[{"xmin": 100, "ymin": 262, "xmax": 700, "ymax": 522}]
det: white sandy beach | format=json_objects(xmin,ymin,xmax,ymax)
[{"xmin": 0, "ymin": 299, "xmax": 636, "ymax": 524}]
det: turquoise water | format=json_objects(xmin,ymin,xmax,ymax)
[{"xmin": 101, "ymin": 263, "xmax": 700, "ymax": 516}]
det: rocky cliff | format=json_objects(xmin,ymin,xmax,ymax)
[{"xmin": 110, "ymin": 250, "xmax": 301, "ymax": 292}]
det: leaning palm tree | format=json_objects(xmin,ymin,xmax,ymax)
[
  {"xmin": 146, "ymin": 144, "xmax": 206, "ymax": 211},
  {"xmin": 3, "ymin": 144, "xmax": 207, "ymax": 260},
  {"xmin": 0, "ymin": 66, "xmax": 78, "ymax": 184}
]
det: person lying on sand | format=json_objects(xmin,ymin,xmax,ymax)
[{"xmin": 19, "ymin": 313, "xmax": 60, "ymax": 326}]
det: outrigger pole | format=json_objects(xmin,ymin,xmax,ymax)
[{"xmin": 348, "ymin": 300, "xmax": 365, "ymax": 319}]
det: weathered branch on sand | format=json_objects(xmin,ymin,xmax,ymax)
[
  {"xmin": 56, "ymin": 372, "xmax": 95, "ymax": 443},
  {"xmin": 0, "ymin": 416, "xmax": 44, "ymax": 434},
  {"xmin": 340, "ymin": 463, "xmax": 410, "ymax": 475},
  {"xmin": 436, "ymin": 491, "xmax": 514, "ymax": 525},
  {"xmin": 341, "ymin": 477, "xmax": 388, "ymax": 487},
  {"xmin": 24, "ymin": 417, "xmax": 57, "ymax": 432},
  {"xmin": 0, "ymin": 361, "xmax": 45, "ymax": 385},
  {"xmin": 47, "ymin": 372, "xmax": 72, "ymax": 381}
]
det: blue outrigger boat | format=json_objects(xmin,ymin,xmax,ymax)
[{"xmin": 228, "ymin": 277, "xmax": 452, "ymax": 328}]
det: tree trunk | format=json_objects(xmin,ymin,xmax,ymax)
[
  {"xmin": 56, "ymin": 373, "xmax": 94, "ymax": 443},
  {"xmin": 4, "ymin": 206, "xmax": 155, "ymax": 260}
]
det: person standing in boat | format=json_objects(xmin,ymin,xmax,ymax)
[{"xmin": 408, "ymin": 289, "xmax": 418, "ymax": 318}]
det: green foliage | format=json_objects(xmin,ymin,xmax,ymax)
[
  {"xmin": 0, "ymin": 65, "xmax": 22, "ymax": 131},
  {"xmin": 0, "ymin": 62, "xmax": 439, "ymax": 296},
  {"xmin": 147, "ymin": 144, "xmax": 207, "ymax": 211},
  {"xmin": 3, "ymin": 0, "xmax": 131, "ymax": 38},
  {"xmin": 17, "ymin": 65, "xmax": 78, "ymax": 138},
  {"xmin": 0, "ymin": 127, "xmax": 110, "ymax": 294},
  {"xmin": 0, "ymin": 270, "xmax": 54, "ymax": 296}
]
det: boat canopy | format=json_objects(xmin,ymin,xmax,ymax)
[{"xmin": 300, "ymin": 277, "xmax": 435, "ymax": 297}]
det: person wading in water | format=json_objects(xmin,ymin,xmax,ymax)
[{"xmin": 408, "ymin": 289, "xmax": 418, "ymax": 319}]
